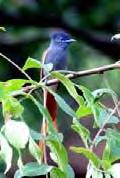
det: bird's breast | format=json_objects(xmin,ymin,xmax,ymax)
[{"xmin": 45, "ymin": 47, "xmax": 67, "ymax": 71}]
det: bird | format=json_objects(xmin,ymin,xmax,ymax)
[{"xmin": 40, "ymin": 30, "xmax": 76, "ymax": 148}]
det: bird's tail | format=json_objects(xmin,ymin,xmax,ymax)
[
  {"xmin": 39, "ymin": 91, "xmax": 58, "ymax": 157},
  {"xmin": 46, "ymin": 92, "xmax": 58, "ymax": 129}
]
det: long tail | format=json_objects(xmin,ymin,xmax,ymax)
[
  {"xmin": 41, "ymin": 91, "xmax": 58, "ymax": 133},
  {"xmin": 39, "ymin": 90, "xmax": 58, "ymax": 160},
  {"xmin": 46, "ymin": 92, "xmax": 58, "ymax": 130}
]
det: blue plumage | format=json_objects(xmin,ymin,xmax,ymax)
[{"xmin": 45, "ymin": 31, "xmax": 75, "ymax": 71}]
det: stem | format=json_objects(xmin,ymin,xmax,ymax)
[
  {"xmin": 42, "ymin": 89, "xmax": 49, "ymax": 178},
  {"xmin": 87, "ymin": 104, "xmax": 119, "ymax": 174},
  {"xmin": 103, "ymin": 76, "xmax": 120, "ymax": 118},
  {"xmin": 0, "ymin": 53, "xmax": 32, "ymax": 80},
  {"xmin": 90, "ymin": 104, "xmax": 118, "ymax": 150}
]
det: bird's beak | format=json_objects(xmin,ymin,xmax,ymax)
[{"xmin": 65, "ymin": 38, "xmax": 76, "ymax": 43}]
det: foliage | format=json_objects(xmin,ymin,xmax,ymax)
[{"xmin": 0, "ymin": 54, "xmax": 120, "ymax": 178}]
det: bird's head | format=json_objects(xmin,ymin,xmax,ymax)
[{"xmin": 50, "ymin": 31, "xmax": 76, "ymax": 49}]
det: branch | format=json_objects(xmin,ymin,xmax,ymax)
[
  {"xmin": 46, "ymin": 62, "xmax": 120, "ymax": 86},
  {"xmin": 19, "ymin": 62, "xmax": 120, "ymax": 95},
  {"xmin": 0, "ymin": 53, "xmax": 32, "ymax": 80}
]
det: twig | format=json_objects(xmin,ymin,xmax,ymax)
[
  {"xmin": 46, "ymin": 62, "xmax": 120, "ymax": 86},
  {"xmin": 90, "ymin": 104, "xmax": 119, "ymax": 150},
  {"xmin": 103, "ymin": 76, "xmax": 120, "ymax": 118},
  {"xmin": 17, "ymin": 62, "xmax": 120, "ymax": 94},
  {"xmin": 87, "ymin": 104, "xmax": 119, "ymax": 174},
  {"xmin": 0, "ymin": 53, "xmax": 32, "ymax": 80}
]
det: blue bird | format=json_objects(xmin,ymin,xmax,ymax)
[{"xmin": 40, "ymin": 31, "xmax": 76, "ymax": 154}]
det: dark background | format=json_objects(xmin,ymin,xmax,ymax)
[{"xmin": 0, "ymin": 0, "xmax": 120, "ymax": 177}]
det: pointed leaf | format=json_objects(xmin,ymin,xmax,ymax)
[
  {"xmin": 0, "ymin": 132, "xmax": 13, "ymax": 173},
  {"xmin": 29, "ymin": 137, "xmax": 42, "ymax": 164},
  {"xmin": 77, "ymin": 85, "xmax": 94, "ymax": 105},
  {"xmin": 70, "ymin": 147, "xmax": 100, "ymax": 167},
  {"xmin": 53, "ymin": 92, "xmax": 77, "ymax": 119},
  {"xmin": 50, "ymin": 167, "xmax": 66, "ymax": 178},
  {"xmin": 92, "ymin": 88, "xmax": 117, "ymax": 100},
  {"xmin": 52, "ymin": 72, "xmax": 84, "ymax": 105},
  {"xmin": 66, "ymin": 165, "xmax": 75, "ymax": 178},
  {"xmin": 76, "ymin": 105, "xmax": 92, "ymax": 118},
  {"xmin": 71, "ymin": 118, "xmax": 90, "ymax": 146},
  {"xmin": 42, "ymin": 84, "xmax": 78, "ymax": 119},
  {"xmin": 30, "ymin": 129, "xmax": 43, "ymax": 141},
  {"xmin": 105, "ymin": 128, "xmax": 120, "ymax": 162},
  {"xmin": 23, "ymin": 57, "xmax": 42, "ymax": 71},
  {"xmin": 14, "ymin": 162, "xmax": 53, "ymax": 178},
  {"xmin": 47, "ymin": 139, "xmax": 68, "ymax": 172},
  {"xmin": 92, "ymin": 104, "xmax": 119, "ymax": 127},
  {"xmin": 2, "ymin": 97, "xmax": 24, "ymax": 118},
  {"xmin": 29, "ymin": 95, "xmax": 59, "ymax": 139}
]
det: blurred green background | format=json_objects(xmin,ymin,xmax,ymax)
[{"xmin": 0, "ymin": 0, "xmax": 120, "ymax": 177}]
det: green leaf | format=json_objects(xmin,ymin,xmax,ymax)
[
  {"xmin": 71, "ymin": 118, "xmax": 90, "ymax": 146},
  {"xmin": 50, "ymin": 167, "xmax": 66, "ymax": 178},
  {"xmin": 78, "ymin": 85, "xmax": 94, "ymax": 105},
  {"xmin": 53, "ymin": 92, "xmax": 77, "ymax": 119},
  {"xmin": 101, "ymin": 160, "xmax": 111, "ymax": 170},
  {"xmin": 47, "ymin": 139, "xmax": 68, "ymax": 172},
  {"xmin": 0, "ymin": 132, "xmax": 13, "ymax": 173},
  {"xmin": 0, "ymin": 79, "xmax": 34, "ymax": 101},
  {"xmin": 52, "ymin": 72, "xmax": 84, "ymax": 105},
  {"xmin": 30, "ymin": 129, "xmax": 43, "ymax": 141},
  {"xmin": 14, "ymin": 162, "xmax": 53, "ymax": 178},
  {"xmin": 0, "ymin": 83, "xmax": 7, "ymax": 100},
  {"xmin": 2, "ymin": 97, "xmax": 24, "ymax": 118},
  {"xmin": 105, "ymin": 128, "xmax": 120, "ymax": 162},
  {"xmin": 102, "ymin": 142, "xmax": 111, "ymax": 170},
  {"xmin": 4, "ymin": 79, "xmax": 35, "ymax": 93},
  {"xmin": 76, "ymin": 105, "xmax": 92, "ymax": 118},
  {"xmin": 23, "ymin": 57, "xmax": 53, "ymax": 72},
  {"xmin": 29, "ymin": 95, "xmax": 59, "ymax": 140},
  {"xmin": 102, "ymin": 143, "xmax": 111, "ymax": 163},
  {"xmin": 70, "ymin": 147, "xmax": 100, "ymax": 167},
  {"xmin": 50, "ymin": 165, "xmax": 75, "ymax": 178},
  {"xmin": 66, "ymin": 165, "xmax": 75, "ymax": 178},
  {"xmin": 40, "ymin": 83, "xmax": 78, "ymax": 119},
  {"xmin": 92, "ymin": 104, "xmax": 119, "ymax": 127},
  {"xmin": 92, "ymin": 88, "xmax": 117, "ymax": 101},
  {"xmin": 5, "ymin": 120, "xmax": 30, "ymax": 149},
  {"xmin": 29, "ymin": 136, "xmax": 42, "ymax": 164},
  {"xmin": 23, "ymin": 57, "xmax": 42, "ymax": 71}
]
